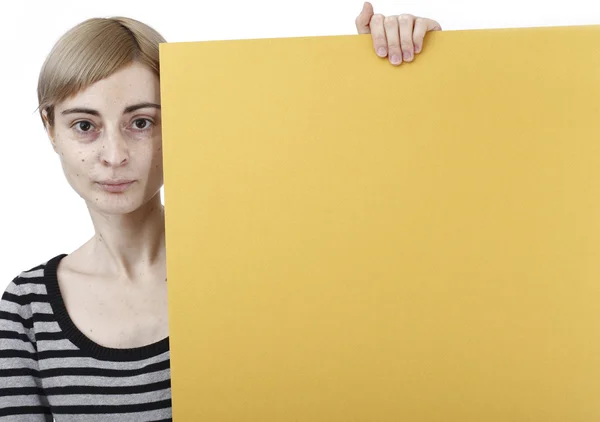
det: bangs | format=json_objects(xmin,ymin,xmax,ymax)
[{"xmin": 37, "ymin": 17, "xmax": 163, "ymax": 127}]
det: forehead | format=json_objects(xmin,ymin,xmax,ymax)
[{"xmin": 57, "ymin": 62, "xmax": 160, "ymax": 113}]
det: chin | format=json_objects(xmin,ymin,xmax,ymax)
[
  {"xmin": 84, "ymin": 189, "xmax": 148, "ymax": 216},
  {"xmin": 76, "ymin": 181, "xmax": 162, "ymax": 215},
  {"xmin": 87, "ymin": 198, "xmax": 146, "ymax": 216}
]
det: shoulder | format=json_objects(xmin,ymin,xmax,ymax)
[
  {"xmin": 2, "ymin": 253, "xmax": 67, "ymax": 303},
  {"xmin": 0, "ymin": 254, "xmax": 66, "ymax": 340}
]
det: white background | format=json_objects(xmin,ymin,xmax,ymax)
[{"xmin": 1, "ymin": 0, "xmax": 599, "ymax": 291}]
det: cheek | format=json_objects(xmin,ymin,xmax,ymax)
[
  {"xmin": 155, "ymin": 145, "xmax": 163, "ymax": 169},
  {"xmin": 58, "ymin": 145, "xmax": 93, "ymax": 180},
  {"xmin": 149, "ymin": 139, "xmax": 164, "ymax": 170}
]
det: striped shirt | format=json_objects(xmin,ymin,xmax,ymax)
[{"xmin": 0, "ymin": 254, "xmax": 172, "ymax": 421}]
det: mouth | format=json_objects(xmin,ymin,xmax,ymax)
[{"xmin": 97, "ymin": 180, "xmax": 136, "ymax": 193}]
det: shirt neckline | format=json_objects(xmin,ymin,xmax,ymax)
[{"xmin": 44, "ymin": 253, "xmax": 170, "ymax": 361}]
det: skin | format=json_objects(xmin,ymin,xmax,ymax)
[
  {"xmin": 40, "ymin": 4, "xmax": 441, "ymax": 349},
  {"xmin": 356, "ymin": 2, "xmax": 442, "ymax": 65},
  {"xmin": 43, "ymin": 63, "xmax": 169, "ymax": 348}
]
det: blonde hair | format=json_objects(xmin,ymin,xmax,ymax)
[{"xmin": 37, "ymin": 16, "xmax": 166, "ymax": 128}]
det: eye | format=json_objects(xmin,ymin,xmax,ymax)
[
  {"xmin": 133, "ymin": 119, "xmax": 152, "ymax": 130},
  {"xmin": 74, "ymin": 121, "xmax": 94, "ymax": 132}
]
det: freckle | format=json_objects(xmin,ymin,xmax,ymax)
[{"xmin": 81, "ymin": 159, "xmax": 85, "ymax": 162}]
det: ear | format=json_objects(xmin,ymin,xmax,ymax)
[{"xmin": 41, "ymin": 109, "xmax": 58, "ymax": 152}]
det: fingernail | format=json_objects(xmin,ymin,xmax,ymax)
[
  {"xmin": 377, "ymin": 47, "xmax": 387, "ymax": 57},
  {"xmin": 391, "ymin": 55, "xmax": 401, "ymax": 65},
  {"xmin": 403, "ymin": 51, "xmax": 412, "ymax": 61},
  {"xmin": 414, "ymin": 45, "xmax": 421, "ymax": 53}
]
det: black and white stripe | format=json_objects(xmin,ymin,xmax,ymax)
[{"xmin": 0, "ymin": 254, "xmax": 172, "ymax": 421}]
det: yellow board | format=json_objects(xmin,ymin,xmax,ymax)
[{"xmin": 160, "ymin": 26, "xmax": 600, "ymax": 421}]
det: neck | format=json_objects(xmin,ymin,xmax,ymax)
[{"xmin": 85, "ymin": 193, "xmax": 166, "ymax": 282}]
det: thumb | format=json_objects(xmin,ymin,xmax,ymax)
[{"xmin": 355, "ymin": 1, "xmax": 374, "ymax": 34}]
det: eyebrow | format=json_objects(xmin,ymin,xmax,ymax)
[{"xmin": 61, "ymin": 102, "xmax": 161, "ymax": 116}]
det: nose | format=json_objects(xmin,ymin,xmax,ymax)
[{"xmin": 100, "ymin": 127, "xmax": 130, "ymax": 167}]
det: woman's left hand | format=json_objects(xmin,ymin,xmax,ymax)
[{"xmin": 355, "ymin": 1, "xmax": 442, "ymax": 66}]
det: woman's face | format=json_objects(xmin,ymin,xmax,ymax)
[{"xmin": 46, "ymin": 61, "xmax": 163, "ymax": 216}]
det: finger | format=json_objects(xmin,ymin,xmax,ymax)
[
  {"xmin": 355, "ymin": 2, "xmax": 374, "ymax": 34},
  {"xmin": 413, "ymin": 18, "xmax": 442, "ymax": 53},
  {"xmin": 397, "ymin": 14, "xmax": 415, "ymax": 62},
  {"xmin": 383, "ymin": 16, "xmax": 402, "ymax": 65},
  {"xmin": 369, "ymin": 14, "xmax": 388, "ymax": 57}
]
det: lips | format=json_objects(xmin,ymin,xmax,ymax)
[
  {"xmin": 97, "ymin": 180, "xmax": 136, "ymax": 193},
  {"xmin": 100, "ymin": 180, "xmax": 135, "ymax": 185}
]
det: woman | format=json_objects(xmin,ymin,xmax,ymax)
[{"xmin": 0, "ymin": 2, "xmax": 441, "ymax": 420}]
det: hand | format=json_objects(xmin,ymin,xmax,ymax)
[{"xmin": 355, "ymin": 1, "xmax": 442, "ymax": 66}]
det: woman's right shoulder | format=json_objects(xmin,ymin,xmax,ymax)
[
  {"xmin": 1, "ymin": 254, "xmax": 67, "ymax": 329},
  {"xmin": 3, "ymin": 253, "xmax": 67, "ymax": 299}
]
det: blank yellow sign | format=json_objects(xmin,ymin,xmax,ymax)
[{"xmin": 160, "ymin": 26, "xmax": 600, "ymax": 421}]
